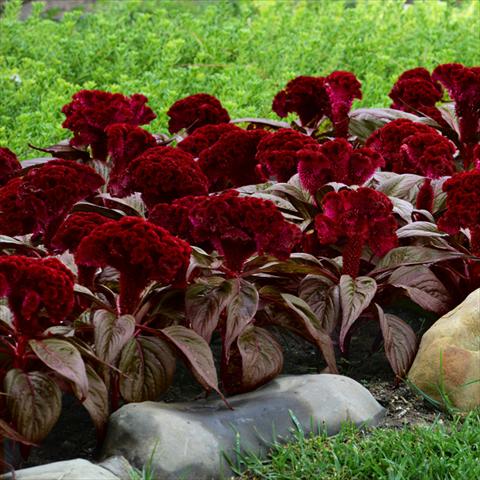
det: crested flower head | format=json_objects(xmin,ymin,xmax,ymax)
[
  {"xmin": 437, "ymin": 170, "xmax": 480, "ymax": 255},
  {"xmin": 198, "ymin": 128, "xmax": 270, "ymax": 191},
  {"xmin": 0, "ymin": 256, "xmax": 75, "ymax": 334},
  {"xmin": 432, "ymin": 63, "xmax": 480, "ymax": 163},
  {"xmin": 365, "ymin": 119, "xmax": 450, "ymax": 173},
  {"xmin": 255, "ymin": 128, "xmax": 318, "ymax": 182},
  {"xmin": 75, "ymin": 216, "xmax": 191, "ymax": 313},
  {"xmin": 177, "ymin": 123, "xmax": 241, "ymax": 157},
  {"xmin": 167, "ymin": 93, "xmax": 230, "ymax": 134},
  {"xmin": 50, "ymin": 211, "xmax": 112, "ymax": 254},
  {"xmin": 62, "ymin": 90, "xmax": 156, "ymax": 160},
  {"xmin": 298, "ymin": 138, "xmax": 383, "ymax": 195},
  {"xmin": 0, "ymin": 160, "xmax": 104, "ymax": 240},
  {"xmin": 315, "ymin": 187, "xmax": 398, "ymax": 277},
  {"xmin": 272, "ymin": 71, "xmax": 362, "ymax": 136},
  {"xmin": 122, "ymin": 146, "xmax": 209, "ymax": 209},
  {"xmin": 186, "ymin": 191, "xmax": 301, "ymax": 272},
  {"xmin": 105, "ymin": 123, "xmax": 157, "ymax": 195},
  {"xmin": 0, "ymin": 147, "xmax": 21, "ymax": 186}
]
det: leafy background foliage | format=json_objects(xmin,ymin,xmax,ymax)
[{"xmin": 0, "ymin": 0, "xmax": 479, "ymax": 158}]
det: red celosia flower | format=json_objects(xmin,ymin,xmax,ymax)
[
  {"xmin": 198, "ymin": 128, "xmax": 270, "ymax": 191},
  {"xmin": 298, "ymin": 138, "xmax": 383, "ymax": 195},
  {"xmin": 432, "ymin": 63, "xmax": 480, "ymax": 164},
  {"xmin": 365, "ymin": 119, "xmax": 454, "ymax": 174},
  {"xmin": 50, "ymin": 212, "xmax": 112, "ymax": 254},
  {"xmin": 255, "ymin": 128, "xmax": 318, "ymax": 182},
  {"xmin": 75, "ymin": 216, "xmax": 191, "ymax": 314},
  {"xmin": 167, "ymin": 94, "xmax": 230, "ymax": 134},
  {"xmin": 105, "ymin": 123, "xmax": 157, "ymax": 196},
  {"xmin": 272, "ymin": 71, "xmax": 362, "ymax": 136},
  {"xmin": 389, "ymin": 67, "xmax": 446, "ymax": 127},
  {"xmin": 0, "ymin": 160, "xmax": 104, "ymax": 240},
  {"xmin": 177, "ymin": 123, "xmax": 241, "ymax": 157},
  {"xmin": 438, "ymin": 170, "xmax": 480, "ymax": 255},
  {"xmin": 187, "ymin": 191, "xmax": 301, "ymax": 273},
  {"xmin": 0, "ymin": 256, "xmax": 75, "ymax": 336},
  {"xmin": 315, "ymin": 188, "xmax": 398, "ymax": 277},
  {"xmin": 62, "ymin": 90, "xmax": 156, "ymax": 160},
  {"xmin": 0, "ymin": 147, "xmax": 21, "ymax": 186},
  {"xmin": 122, "ymin": 146, "xmax": 209, "ymax": 209}
]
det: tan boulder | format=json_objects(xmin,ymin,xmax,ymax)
[{"xmin": 408, "ymin": 288, "xmax": 480, "ymax": 411}]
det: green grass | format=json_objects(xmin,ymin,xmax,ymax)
[
  {"xmin": 0, "ymin": 0, "xmax": 478, "ymax": 158},
  {"xmin": 236, "ymin": 411, "xmax": 480, "ymax": 480}
]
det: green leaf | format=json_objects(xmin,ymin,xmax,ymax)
[
  {"xmin": 224, "ymin": 278, "xmax": 259, "ymax": 359},
  {"xmin": 29, "ymin": 338, "xmax": 89, "ymax": 399},
  {"xmin": 93, "ymin": 310, "xmax": 136, "ymax": 364},
  {"xmin": 74, "ymin": 284, "xmax": 113, "ymax": 310},
  {"xmin": 4, "ymin": 369, "xmax": 61, "ymax": 444},
  {"xmin": 72, "ymin": 364, "xmax": 109, "ymax": 433},
  {"xmin": 339, "ymin": 275, "xmax": 377, "ymax": 352},
  {"xmin": 0, "ymin": 418, "xmax": 37, "ymax": 446},
  {"xmin": 396, "ymin": 222, "xmax": 449, "ymax": 239},
  {"xmin": 119, "ymin": 336, "xmax": 176, "ymax": 403},
  {"xmin": 299, "ymin": 274, "xmax": 340, "ymax": 334},
  {"xmin": 185, "ymin": 278, "xmax": 235, "ymax": 342},
  {"xmin": 160, "ymin": 325, "xmax": 224, "ymax": 402},
  {"xmin": 375, "ymin": 305, "xmax": 417, "ymax": 378}
]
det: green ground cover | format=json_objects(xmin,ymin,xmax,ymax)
[
  {"xmin": 0, "ymin": 0, "xmax": 479, "ymax": 158},
  {"xmin": 237, "ymin": 411, "xmax": 480, "ymax": 480}
]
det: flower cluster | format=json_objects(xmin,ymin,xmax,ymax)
[
  {"xmin": 0, "ymin": 147, "xmax": 21, "ymax": 186},
  {"xmin": 167, "ymin": 93, "xmax": 230, "ymax": 134},
  {"xmin": 75, "ymin": 216, "xmax": 191, "ymax": 314},
  {"xmin": 177, "ymin": 123, "xmax": 241, "ymax": 157},
  {"xmin": 366, "ymin": 119, "xmax": 455, "ymax": 176},
  {"xmin": 153, "ymin": 191, "xmax": 301, "ymax": 273},
  {"xmin": 255, "ymin": 128, "xmax": 318, "ymax": 182},
  {"xmin": 438, "ymin": 170, "xmax": 480, "ymax": 255},
  {"xmin": 198, "ymin": 128, "xmax": 270, "ymax": 191},
  {"xmin": 0, "ymin": 256, "xmax": 75, "ymax": 335},
  {"xmin": 432, "ymin": 63, "xmax": 480, "ymax": 163},
  {"xmin": 62, "ymin": 90, "xmax": 156, "ymax": 160},
  {"xmin": 0, "ymin": 160, "xmax": 104, "ymax": 240},
  {"xmin": 298, "ymin": 138, "xmax": 383, "ymax": 195},
  {"xmin": 315, "ymin": 188, "xmax": 398, "ymax": 277},
  {"xmin": 389, "ymin": 67, "xmax": 445, "ymax": 127},
  {"xmin": 122, "ymin": 146, "xmax": 209, "ymax": 209},
  {"xmin": 272, "ymin": 71, "xmax": 362, "ymax": 136},
  {"xmin": 105, "ymin": 123, "xmax": 157, "ymax": 195}
]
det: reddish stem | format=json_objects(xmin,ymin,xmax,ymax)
[{"xmin": 342, "ymin": 236, "xmax": 363, "ymax": 278}]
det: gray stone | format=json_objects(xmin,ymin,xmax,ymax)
[
  {"xmin": 0, "ymin": 459, "xmax": 120, "ymax": 480},
  {"xmin": 101, "ymin": 374, "xmax": 385, "ymax": 480}
]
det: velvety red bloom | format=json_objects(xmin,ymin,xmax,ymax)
[
  {"xmin": 366, "ymin": 119, "xmax": 453, "ymax": 174},
  {"xmin": 188, "ymin": 191, "xmax": 301, "ymax": 272},
  {"xmin": 315, "ymin": 188, "xmax": 398, "ymax": 277},
  {"xmin": 105, "ymin": 123, "xmax": 157, "ymax": 195},
  {"xmin": 256, "ymin": 128, "xmax": 318, "ymax": 182},
  {"xmin": 167, "ymin": 94, "xmax": 230, "ymax": 134},
  {"xmin": 0, "ymin": 160, "xmax": 104, "ymax": 240},
  {"xmin": 432, "ymin": 64, "xmax": 480, "ymax": 164},
  {"xmin": 177, "ymin": 123, "xmax": 241, "ymax": 157},
  {"xmin": 298, "ymin": 139, "xmax": 383, "ymax": 195},
  {"xmin": 198, "ymin": 128, "xmax": 270, "ymax": 191},
  {"xmin": 389, "ymin": 68, "xmax": 445, "ymax": 126},
  {"xmin": 122, "ymin": 146, "xmax": 208, "ymax": 209},
  {"xmin": 0, "ymin": 256, "xmax": 75, "ymax": 335},
  {"xmin": 75, "ymin": 216, "xmax": 191, "ymax": 314},
  {"xmin": 438, "ymin": 170, "xmax": 480, "ymax": 255},
  {"xmin": 50, "ymin": 212, "xmax": 112, "ymax": 254},
  {"xmin": 62, "ymin": 90, "xmax": 156, "ymax": 160},
  {"xmin": 272, "ymin": 71, "xmax": 362, "ymax": 136},
  {"xmin": 0, "ymin": 147, "xmax": 21, "ymax": 186}
]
